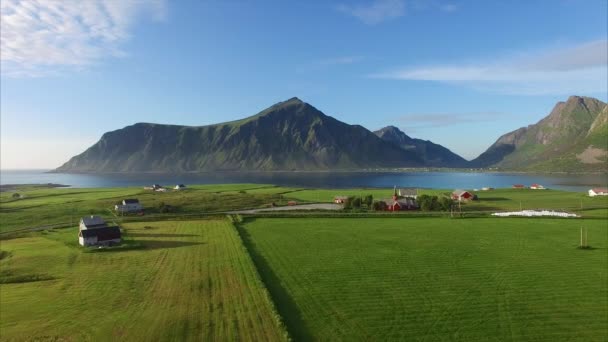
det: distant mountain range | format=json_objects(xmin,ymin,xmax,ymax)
[
  {"xmin": 55, "ymin": 96, "xmax": 607, "ymax": 173},
  {"xmin": 471, "ymin": 96, "xmax": 607, "ymax": 172}
]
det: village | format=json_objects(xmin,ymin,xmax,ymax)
[{"xmin": 72, "ymin": 183, "xmax": 608, "ymax": 248}]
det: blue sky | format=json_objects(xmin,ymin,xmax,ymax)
[{"xmin": 1, "ymin": 0, "xmax": 607, "ymax": 168}]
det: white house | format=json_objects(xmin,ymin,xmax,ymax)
[
  {"xmin": 115, "ymin": 199, "xmax": 143, "ymax": 213},
  {"xmin": 79, "ymin": 226, "xmax": 121, "ymax": 247},
  {"xmin": 78, "ymin": 216, "xmax": 122, "ymax": 247},
  {"xmin": 79, "ymin": 216, "xmax": 108, "ymax": 231},
  {"xmin": 588, "ymin": 188, "xmax": 608, "ymax": 197},
  {"xmin": 530, "ymin": 184, "xmax": 546, "ymax": 190},
  {"xmin": 175, "ymin": 184, "xmax": 187, "ymax": 190}
]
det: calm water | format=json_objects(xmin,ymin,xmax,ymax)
[{"xmin": 1, "ymin": 169, "xmax": 606, "ymax": 192}]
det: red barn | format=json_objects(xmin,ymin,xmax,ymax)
[
  {"xmin": 513, "ymin": 184, "xmax": 525, "ymax": 189},
  {"xmin": 452, "ymin": 190, "xmax": 473, "ymax": 202}
]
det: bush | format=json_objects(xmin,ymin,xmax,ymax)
[
  {"xmin": 351, "ymin": 197, "xmax": 362, "ymax": 209},
  {"xmin": 363, "ymin": 195, "xmax": 373, "ymax": 207},
  {"xmin": 372, "ymin": 200, "xmax": 387, "ymax": 211},
  {"xmin": 157, "ymin": 202, "xmax": 174, "ymax": 213},
  {"xmin": 438, "ymin": 197, "xmax": 454, "ymax": 211},
  {"xmin": 12, "ymin": 193, "xmax": 20, "ymax": 199},
  {"xmin": 343, "ymin": 196, "xmax": 354, "ymax": 209},
  {"xmin": 418, "ymin": 195, "xmax": 440, "ymax": 211}
]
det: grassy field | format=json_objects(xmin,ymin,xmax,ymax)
[
  {"xmin": 241, "ymin": 217, "xmax": 608, "ymax": 341},
  {"xmin": 0, "ymin": 184, "xmax": 291, "ymax": 233},
  {"xmin": 2, "ymin": 185, "xmax": 607, "ymax": 233},
  {"xmin": 0, "ymin": 220, "xmax": 288, "ymax": 341}
]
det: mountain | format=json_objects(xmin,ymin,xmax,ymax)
[
  {"xmin": 55, "ymin": 98, "xmax": 425, "ymax": 172},
  {"xmin": 374, "ymin": 126, "xmax": 469, "ymax": 167},
  {"xmin": 471, "ymin": 96, "xmax": 608, "ymax": 171}
]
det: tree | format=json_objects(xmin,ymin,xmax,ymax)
[
  {"xmin": 363, "ymin": 194, "xmax": 373, "ymax": 207},
  {"xmin": 12, "ymin": 193, "xmax": 20, "ymax": 199},
  {"xmin": 418, "ymin": 195, "xmax": 439, "ymax": 211},
  {"xmin": 438, "ymin": 197, "xmax": 454, "ymax": 211},
  {"xmin": 343, "ymin": 196, "xmax": 355, "ymax": 210},
  {"xmin": 351, "ymin": 197, "xmax": 362, "ymax": 209},
  {"xmin": 372, "ymin": 200, "xmax": 387, "ymax": 211}
]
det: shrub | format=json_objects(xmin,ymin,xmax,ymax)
[
  {"xmin": 11, "ymin": 193, "xmax": 20, "ymax": 199},
  {"xmin": 438, "ymin": 197, "xmax": 454, "ymax": 211},
  {"xmin": 372, "ymin": 200, "xmax": 387, "ymax": 211},
  {"xmin": 157, "ymin": 202, "xmax": 174, "ymax": 213},
  {"xmin": 418, "ymin": 195, "xmax": 440, "ymax": 211},
  {"xmin": 351, "ymin": 197, "xmax": 362, "ymax": 209},
  {"xmin": 363, "ymin": 195, "xmax": 374, "ymax": 207}
]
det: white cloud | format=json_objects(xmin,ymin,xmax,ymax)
[
  {"xmin": 0, "ymin": 0, "xmax": 167, "ymax": 77},
  {"xmin": 337, "ymin": 0, "xmax": 405, "ymax": 25},
  {"xmin": 371, "ymin": 40, "xmax": 608, "ymax": 95},
  {"xmin": 337, "ymin": 0, "xmax": 458, "ymax": 24}
]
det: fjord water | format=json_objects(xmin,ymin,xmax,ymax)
[{"xmin": 1, "ymin": 169, "xmax": 606, "ymax": 191}]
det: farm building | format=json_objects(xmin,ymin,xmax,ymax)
[
  {"xmin": 530, "ymin": 184, "xmax": 545, "ymax": 190},
  {"xmin": 398, "ymin": 188, "xmax": 418, "ymax": 199},
  {"xmin": 175, "ymin": 184, "xmax": 187, "ymax": 190},
  {"xmin": 512, "ymin": 184, "xmax": 525, "ymax": 189},
  {"xmin": 334, "ymin": 196, "xmax": 348, "ymax": 204},
  {"xmin": 588, "ymin": 188, "xmax": 608, "ymax": 197},
  {"xmin": 78, "ymin": 216, "xmax": 122, "ymax": 247},
  {"xmin": 115, "ymin": 199, "xmax": 143, "ymax": 213},
  {"xmin": 79, "ymin": 216, "xmax": 108, "ymax": 230},
  {"xmin": 79, "ymin": 226, "xmax": 121, "ymax": 247},
  {"xmin": 385, "ymin": 198, "xmax": 418, "ymax": 211},
  {"xmin": 452, "ymin": 190, "xmax": 474, "ymax": 202}
]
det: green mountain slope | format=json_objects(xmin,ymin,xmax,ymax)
[
  {"xmin": 471, "ymin": 96, "xmax": 608, "ymax": 171},
  {"xmin": 374, "ymin": 126, "xmax": 469, "ymax": 167},
  {"xmin": 55, "ymin": 98, "xmax": 424, "ymax": 172}
]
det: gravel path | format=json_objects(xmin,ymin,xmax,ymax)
[{"xmin": 229, "ymin": 203, "xmax": 342, "ymax": 214}]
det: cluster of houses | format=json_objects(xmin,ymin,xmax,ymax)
[
  {"xmin": 512, "ymin": 184, "xmax": 546, "ymax": 189},
  {"xmin": 143, "ymin": 184, "xmax": 187, "ymax": 192},
  {"xmin": 78, "ymin": 216, "xmax": 121, "ymax": 247},
  {"xmin": 334, "ymin": 187, "xmax": 419, "ymax": 211}
]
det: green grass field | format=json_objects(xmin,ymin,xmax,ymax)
[
  {"xmin": 0, "ymin": 184, "xmax": 292, "ymax": 233},
  {"xmin": 0, "ymin": 220, "xmax": 287, "ymax": 341},
  {"xmin": 242, "ymin": 217, "xmax": 608, "ymax": 341},
  {"xmin": 3, "ymin": 185, "xmax": 606, "ymax": 233}
]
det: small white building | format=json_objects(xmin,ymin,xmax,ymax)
[
  {"xmin": 174, "ymin": 184, "xmax": 187, "ymax": 190},
  {"xmin": 588, "ymin": 188, "xmax": 608, "ymax": 197},
  {"xmin": 78, "ymin": 216, "xmax": 121, "ymax": 247},
  {"xmin": 530, "ymin": 184, "xmax": 546, "ymax": 190},
  {"xmin": 115, "ymin": 199, "xmax": 143, "ymax": 213}
]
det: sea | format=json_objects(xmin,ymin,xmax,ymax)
[{"xmin": 1, "ymin": 169, "xmax": 606, "ymax": 192}]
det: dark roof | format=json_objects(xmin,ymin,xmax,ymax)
[
  {"xmin": 123, "ymin": 199, "xmax": 139, "ymax": 204},
  {"xmin": 80, "ymin": 216, "xmax": 106, "ymax": 227},
  {"xmin": 80, "ymin": 226, "xmax": 121, "ymax": 240}
]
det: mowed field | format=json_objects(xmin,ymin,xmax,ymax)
[
  {"xmin": 242, "ymin": 217, "xmax": 608, "ymax": 341},
  {"xmin": 0, "ymin": 220, "xmax": 287, "ymax": 341}
]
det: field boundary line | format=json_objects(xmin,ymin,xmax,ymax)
[{"xmin": 226, "ymin": 215, "xmax": 292, "ymax": 342}]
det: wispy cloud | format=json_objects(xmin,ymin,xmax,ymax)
[
  {"xmin": 337, "ymin": 0, "xmax": 458, "ymax": 25},
  {"xmin": 394, "ymin": 111, "xmax": 512, "ymax": 132},
  {"xmin": 337, "ymin": 0, "xmax": 406, "ymax": 25},
  {"xmin": 371, "ymin": 40, "xmax": 608, "ymax": 95},
  {"xmin": 0, "ymin": 0, "xmax": 167, "ymax": 77}
]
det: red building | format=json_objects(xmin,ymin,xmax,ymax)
[{"xmin": 452, "ymin": 190, "xmax": 473, "ymax": 202}]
